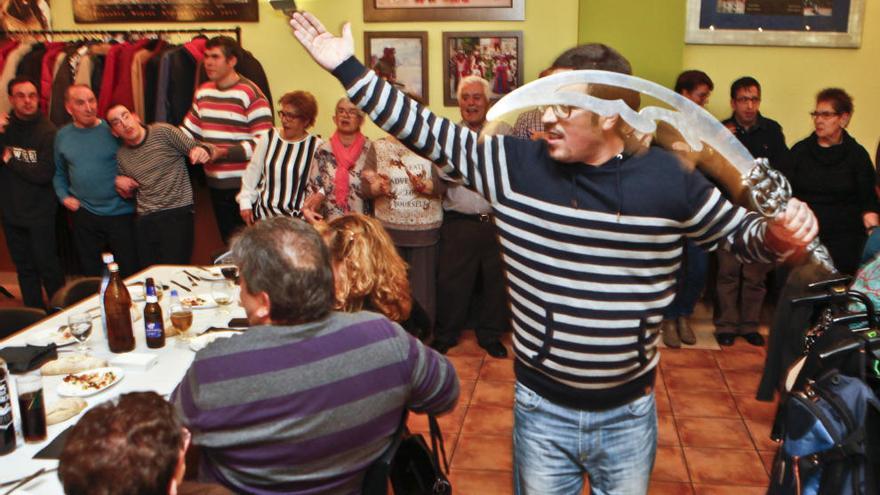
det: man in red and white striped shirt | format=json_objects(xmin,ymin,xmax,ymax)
[{"xmin": 181, "ymin": 36, "xmax": 273, "ymax": 243}]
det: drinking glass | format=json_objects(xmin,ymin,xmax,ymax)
[
  {"xmin": 211, "ymin": 280, "xmax": 235, "ymax": 315},
  {"xmin": 67, "ymin": 312, "xmax": 93, "ymax": 353},
  {"xmin": 15, "ymin": 371, "xmax": 46, "ymax": 443},
  {"xmin": 170, "ymin": 301, "xmax": 194, "ymax": 342}
]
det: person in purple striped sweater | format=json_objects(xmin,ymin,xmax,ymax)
[{"xmin": 171, "ymin": 217, "xmax": 459, "ymax": 495}]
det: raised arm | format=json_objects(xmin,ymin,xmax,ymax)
[{"xmin": 290, "ymin": 12, "xmax": 502, "ymax": 199}]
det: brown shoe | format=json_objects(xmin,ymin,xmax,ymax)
[
  {"xmin": 677, "ymin": 316, "xmax": 697, "ymax": 345},
  {"xmin": 661, "ymin": 319, "xmax": 681, "ymax": 348}
]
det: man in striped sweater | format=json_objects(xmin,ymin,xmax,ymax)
[
  {"xmin": 172, "ymin": 217, "xmax": 459, "ymax": 494},
  {"xmin": 108, "ymin": 104, "xmax": 214, "ymax": 267},
  {"xmin": 180, "ymin": 36, "xmax": 274, "ymax": 243},
  {"xmin": 291, "ymin": 13, "xmax": 818, "ymax": 494}
]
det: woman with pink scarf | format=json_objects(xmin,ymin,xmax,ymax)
[{"xmin": 302, "ymin": 98, "xmax": 372, "ymax": 222}]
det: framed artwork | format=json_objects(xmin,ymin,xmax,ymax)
[
  {"xmin": 685, "ymin": 0, "xmax": 865, "ymax": 47},
  {"xmin": 363, "ymin": 0, "xmax": 524, "ymax": 22},
  {"xmin": 365, "ymin": 31, "xmax": 429, "ymax": 104},
  {"xmin": 442, "ymin": 31, "xmax": 523, "ymax": 107},
  {"xmin": 73, "ymin": 0, "xmax": 259, "ymax": 23}
]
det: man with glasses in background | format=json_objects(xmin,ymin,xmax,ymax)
[
  {"xmin": 181, "ymin": 36, "xmax": 273, "ymax": 243},
  {"xmin": 291, "ymin": 13, "xmax": 818, "ymax": 493},
  {"xmin": 715, "ymin": 76, "xmax": 789, "ymax": 347}
]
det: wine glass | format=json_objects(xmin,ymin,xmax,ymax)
[
  {"xmin": 170, "ymin": 301, "xmax": 194, "ymax": 342},
  {"xmin": 68, "ymin": 312, "xmax": 93, "ymax": 353},
  {"xmin": 211, "ymin": 280, "xmax": 235, "ymax": 315}
]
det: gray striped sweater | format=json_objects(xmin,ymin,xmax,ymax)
[{"xmin": 333, "ymin": 57, "xmax": 782, "ymax": 410}]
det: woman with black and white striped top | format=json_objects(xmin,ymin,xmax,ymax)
[{"xmin": 238, "ymin": 91, "xmax": 323, "ymax": 224}]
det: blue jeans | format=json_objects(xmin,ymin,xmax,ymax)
[
  {"xmin": 513, "ymin": 382, "xmax": 657, "ymax": 495},
  {"xmin": 664, "ymin": 240, "xmax": 707, "ymax": 318}
]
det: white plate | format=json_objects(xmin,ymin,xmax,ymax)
[
  {"xmin": 189, "ymin": 331, "xmax": 239, "ymax": 351},
  {"xmin": 26, "ymin": 325, "xmax": 77, "ymax": 347},
  {"xmin": 57, "ymin": 367, "xmax": 124, "ymax": 397},
  {"xmin": 179, "ymin": 295, "xmax": 218, "ymax": 309}
]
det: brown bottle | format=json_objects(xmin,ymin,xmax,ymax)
[
  {"xmin": 104, "ymin": 263, "xmax": 135, "ymax": 353},
  {"xmin": 0, "ymin": 358, "xmax": 16, "ymax": 455},
  {"xmin": 144, "ymin": 278, "xmax": 165, "ymax": 349}
]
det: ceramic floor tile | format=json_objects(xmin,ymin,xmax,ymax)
[
  {"xmin": 651, "ymin": 446, "xmax": 690, "ymax": 483},
  {"xmin": 744, "ymin": 418, "xmax": 779, "ymax": 451},
  {"xmin": 471, "ymin": 380, "xmax": 514, "ymax": 408},
  {"xmin": 758, "ymin": 450, "xmax": 778, "ymax": 476},
  {"xmin": 663, "ymin": 367, "xmax": 726, "ymax": 393},
  {"xmin": 692, "ymin": 485, "xmax": 767, "ymax": 495},
  {"xmin": 446, "ymin": 331, "xmax": 488, "ymax": 357},
  {"xmin": 649, "ymin": 481, "xmax": 695, "ymax": 495},
  {"xmin": 676, "ymin": 417, "xmax": 753, "ymax": 449},
  {"xmin": 722, "ymin": 370, "xmax": 763, "ymax": 396},
  {"xmin": 659, "ymin": 348, "xmax": 718, "ymax": 369},
  {"xmin": 667, "ymin": 390, "xmax": 740, "ymax": 419},
  {"xmin": 478, "ymin": 357, "xmax": 516, "ymax": 382},
  {"xmin": 733, "ymin": 394, "xmax": 778, "ymax": 424},
  {"xmin": 713, "ymin": 349, "xmax": 766, "ymax": 371},
  {"xmin": 461, "ymin": 404, "xmax": 514, "ymax": 437},
  {"xmin": 683, "ymin": 448, "xmax": 768, "ymax": 486},
  {"xmin": 448, "ymin": 469, "xmax": 513, "ymax": 495},
  {"xmin": 656, "ymin": 388, "xmax": 673, "ymax": 413},
  {"xmin": 408, "ymin": 380, "xmax": 475, "ymax": 435},
  {"xmin": 448, "ymin": 355, "xmax": 484, "ymax": 381},
  {"xmin": 657, "ymin": 413, "xmax": 680, "ymax": 447},
  {"xmin": 452, "ymin": 434, "xmax": 513, "ymax": 471}
]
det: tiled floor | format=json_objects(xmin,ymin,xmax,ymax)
[{"xmin": 408, "ymin": 330, "xmax": 779, "ymax": 494}]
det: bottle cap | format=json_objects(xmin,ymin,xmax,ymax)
[
  {"xmin": 170, "ymin": 289, "xmax": 179, "ymax": 297},
  {"xmin": 108, "ymin": 262, "xmax": 119, "ymax": 272},
  {"xmin": 102, "ymin": 252, "xmax": 115, "ymax": 263}
]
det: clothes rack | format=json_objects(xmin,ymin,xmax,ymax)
[{"xmin": 0, "ymin": 26, "xmax": 242, "ymax": 43}]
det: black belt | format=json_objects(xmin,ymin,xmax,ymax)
[{"xmin": 445, "ymin": 210, "xmax": 493, "ymax": 223}]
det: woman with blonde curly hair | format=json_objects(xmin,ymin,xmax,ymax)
[{"xmin": 321, "ymin": 213, "xmax": 430, "ymax": 338}]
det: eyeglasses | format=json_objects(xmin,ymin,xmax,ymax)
[
  {"xmin": 810, "ymin": 111, "xmax": 840, "ymax": 119},
  {"xmin": 735, "ymin": 96, "xmax": 761, "ymax": 104},
  {"xmin": 336, "ymin": 108, "xmax": 361, "ymax": 117},
  {"xmin": 278, "ymin": 110, "xmax": 304, "ymax": 120},
  {"xmin": 538, "ymin": 104, "xmax": 575, "ymax": 119}
]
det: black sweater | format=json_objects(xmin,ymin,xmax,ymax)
[{"xmin": 0, "ymin": 113, "xmax": 58, "ymax": 224}]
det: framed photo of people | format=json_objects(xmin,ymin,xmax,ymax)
[
  {"xmin": 363, "ymin": 0, "xmax": 524, "ymax": 22},
  {"xmin": 364, "ymin": 31, "xmax": 429, "ymax": 104},
  {"xmin": 685, "ymin": 0, "xmax": 865, "ymax": 47},
  {"xmin": 72, "ymin": 0, "xmax": 259, "ymax": 23},
  {"xmin": 442, "ymin": 31, "xmax": 523, "ymax": 107}
]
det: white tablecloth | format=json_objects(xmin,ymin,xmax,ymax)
[{"xmin": 0, "ymin": 265, "xmax": 245, "ymax": 494}]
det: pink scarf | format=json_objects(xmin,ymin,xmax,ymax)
[{"xmin": 330, "ymin": 131, "xmax": 366, "ymax": 212}]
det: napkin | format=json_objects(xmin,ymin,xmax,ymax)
[{"xmin": 0, "ymin": 344, "xmax": 58, "ymax": 374}]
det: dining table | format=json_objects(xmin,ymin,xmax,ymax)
[{"xmin": 0, "ymin": 265, "xmax": 246, "ymax": 495}]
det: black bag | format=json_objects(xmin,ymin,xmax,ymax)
[{"xmin": 362, "ymin": 413, "xmax": 451, "ymax": 495}]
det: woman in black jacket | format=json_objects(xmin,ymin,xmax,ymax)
[{"xmin": 783, "ymin": 88, "xmax": 879, "ymax": 275}]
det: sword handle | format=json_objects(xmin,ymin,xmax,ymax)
[{"xmin": 745, "ymin": 158, "xmax": 838, "ymax": 275}]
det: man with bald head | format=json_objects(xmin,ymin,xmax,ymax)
[{"xmin": 53, "ymin": 85, "xmax": 138, "ymax": 276}]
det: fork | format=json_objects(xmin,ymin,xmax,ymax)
[{"xmin": 0, "ymin": 467, "xmax": 57, "ymax": 494}]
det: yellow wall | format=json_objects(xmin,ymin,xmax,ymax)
[
  {"xmin": 49, "ymin": 0, "xmax": 580, "ymax": 139},
  {"xmin": 683, "ymin": 1, "xmax": 880, "ymax": 154}
]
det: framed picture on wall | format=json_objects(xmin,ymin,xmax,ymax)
[
  {"xmin": 364, "ymin": 31, "xmax": 429, "ymax": 104},
  {"xmin": 685, "ymin": 0, "xmax": 865, "ymax": 47},
  {"xmin": 442, "ymin": 31, "xmax": 523, "ymax": 107},
  {"xmin": 73, "ymin": 0, "xmax": 259, "ymax": 23},
  {"xmin": 364, "ymin": 0, "xmax": 524, "ymax": 22}
]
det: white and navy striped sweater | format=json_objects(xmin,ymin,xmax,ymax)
[{"xmin": 334, "ymin": 57, "xmax": 780, "ymax": 410}]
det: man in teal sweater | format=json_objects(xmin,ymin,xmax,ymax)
[{"xmin": 53, "ymin": 85, "xmax": 138, "ymax": 277}]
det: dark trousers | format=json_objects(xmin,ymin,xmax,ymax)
[
  {"xmin": 208, "ymin": 187, "xmax": 245, "ymax": 245},
  {"xmin": 397, "ymin": 243, "xmax": 438, "ymax": 332},
  {"xmin": 2, "ymin": 218, "xmax": 64, "ymax": 308},
  {"xmin": 135, "ymin": 206, "xmax": 194, "ymax": 268},
  {"xmin": 72, "ymin": 209, "xmax": 138, "ymax": 278},
  {"xmin": 435, "ymin": 213, "xmax": 509, "ymax": 347},
  {"xmin": 714, "ymin": 249, "xmax": 773, "ymax": 335}
]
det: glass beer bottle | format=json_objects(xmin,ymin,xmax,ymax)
[
  {"xmin": 0, "ymin": 357, "xmax": 16, "ymax": 455},
  {"xmin": 144, "ymin": 278, "xmax": 165, "ymax": 349},
  {"xmin": 105, "ymin": 263, "xmax": 135, "ymax": 353}
]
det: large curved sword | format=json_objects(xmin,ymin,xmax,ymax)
[{"xmin": 487, "ymin": 70, "xmax": 836, "ymax": 274}]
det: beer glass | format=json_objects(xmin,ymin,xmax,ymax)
[
  {"xmin": 211, "ymin": 280, "xmax": 235, "ymax": 315},
  {"xmin": 68, "ymin": 312, "xmax": 93, "ymax": 353},
  {"xmin": 170, "ymin": 300, "xmax": 194, "ymax": 342},
  {"xmin": 15, "ymin": 371, "xmax": 46, "ymax": 443}
]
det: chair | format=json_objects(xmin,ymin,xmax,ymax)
[
  {"xmin": 49, "ymin": 277, "xmax": 102, "ymax": 311},
  {"xmin": 362, "ymin": 413, "xmax": 408, "ymax": 495},
  {"xmin": 0, "ymin": 307, "xmax": 47, "ymax": 340}
]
